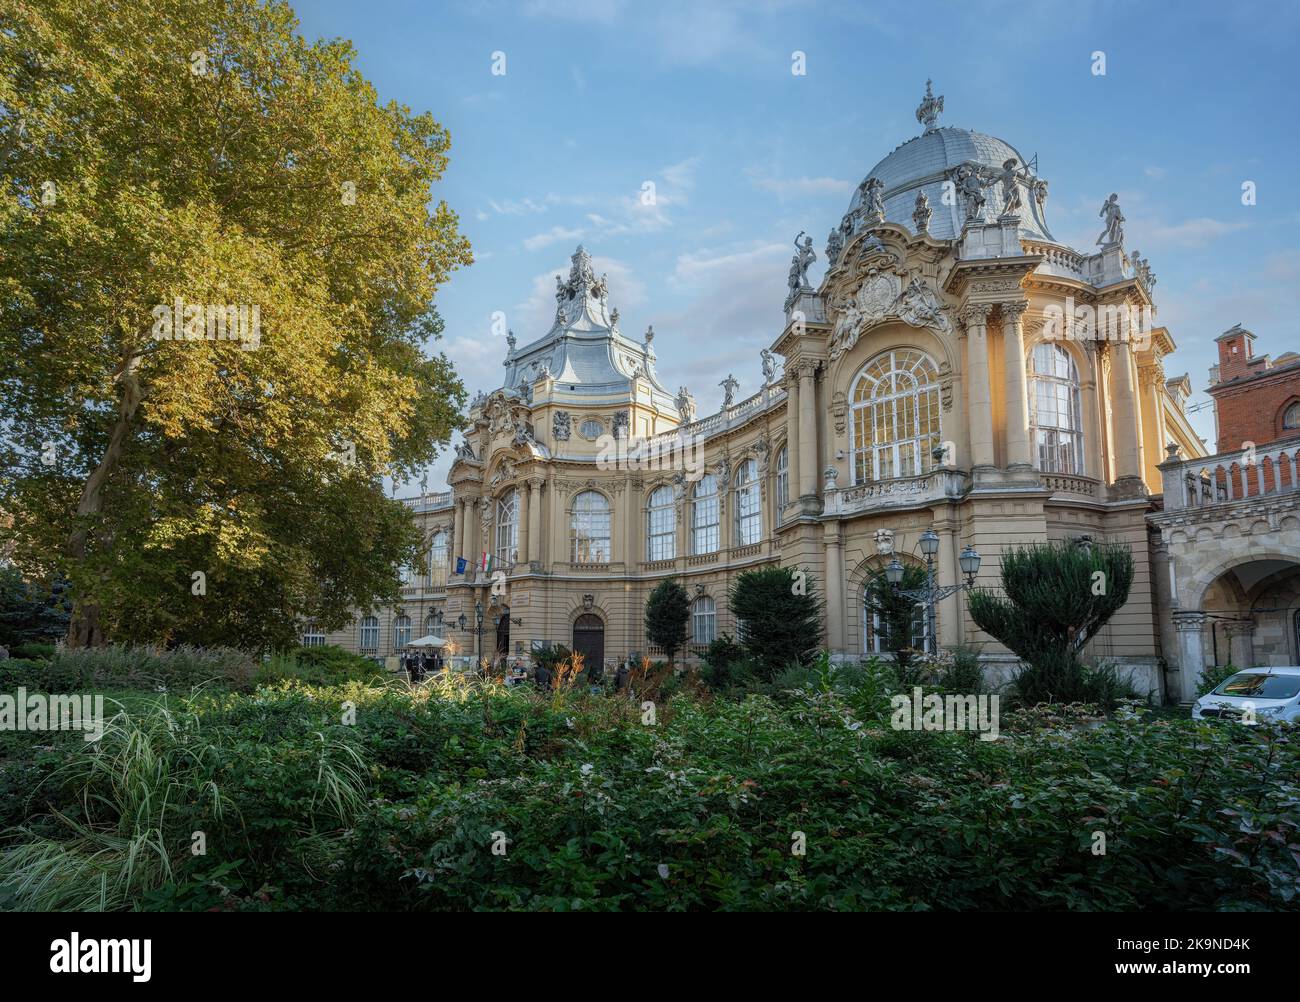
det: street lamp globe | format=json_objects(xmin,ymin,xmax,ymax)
[
  {"xmin": 959, "ymin": 545, "xmax": 981, "ymax": 578},
  {"xmin": 474, "ymin": 601, "xmax": 484, "ymax": 626},
  {"xmin": 457, "ymin": 613, "xmax": 467, "ymax": 631},
  {"xmin": 885, "ymin": 557, "xmax": 905, "ymax": 586},
  {"xmin": 919, "ymin": 528, "xmax": 940, "ymax": 557}
]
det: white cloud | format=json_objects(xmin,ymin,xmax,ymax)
[
  {"xmin": 522, "ymin": 225, "xmax": 585, "ymax": 251},
  {"xmin": 746, "ymin": 170, "xmax": 854, "ymax": 198},
  {"xmin": 1144, "ymin": 217, "xmax": 1249, "ymax": 248},
  {"xmin": 1143, "ymin": 166, "xmax": 1168, "ymax": 180}
]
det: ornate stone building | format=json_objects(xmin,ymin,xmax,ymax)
[{"xmin": 317, "ymin": 84, "xmax": 1239, "ymax": 701}]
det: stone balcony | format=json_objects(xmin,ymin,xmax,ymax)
[
  {"xmin": 1159, "ymin": 439, "xmax": 1300, "ymax": 512},
  {"xmin": 822, "ymin": 468, "xmax": 970, "ymax": 516}
]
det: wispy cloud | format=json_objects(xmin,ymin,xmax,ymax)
[
  {"xmin": 1144, "ymin": 217, "xmax": 1249, "ymax": 248},
  {"xmin": 746, "ymin": 168, "xmax": 854, "ymax": 198}
]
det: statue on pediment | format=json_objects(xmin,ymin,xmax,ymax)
[
  {"xmin": 1097, "ymin": 193, "xmax": 1125, "ymax": 246},
  {"xmin": 676, "ymin": 386, "xmax": 697, "ymax": 423}
]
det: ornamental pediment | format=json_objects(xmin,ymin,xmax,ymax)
[{"xmin": 829, "ymin": 268, "xmax": 953, "ymax": 361}]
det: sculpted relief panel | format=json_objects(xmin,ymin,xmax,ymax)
[{"xmin": 829, "ymin": 268, "xmax": 953, "ymax": 361}]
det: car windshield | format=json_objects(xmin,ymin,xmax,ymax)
[{"xmin": 1212, "ymin": 672, "xmax": 1300, "ymax": 700}]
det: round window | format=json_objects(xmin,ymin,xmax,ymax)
[{"xmin": 579, "ymin": 419, "xmax": 604, "ymax": 439}]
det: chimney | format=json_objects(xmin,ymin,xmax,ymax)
[{"xmin": 1214, "ymin": 324, "xmax": 1255, "ymax": 382}]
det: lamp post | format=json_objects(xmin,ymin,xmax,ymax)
[
  {"xmin": 457, "ymin": 612, "xmax": 467, "ymax": 671},
  {"xmin": 474, "ymin": 600, "xmax": 485, "ymax": 673},
  {"xmin": 886, "ymin": 529, "xmax": 980, "ymax": 655}
]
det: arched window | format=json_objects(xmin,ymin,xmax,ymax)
[
  {"xmin": 428, "ymin": 531, "xmax": 448, "ymax": 587},
  {"xmin": 1282, "ymin": 401, "xmax": 1300, "ymax": 431},
  {"xmin": 646, "ymin": 484, "xmax": 675, "ymax": 561},
  {"xmin": 393, "ymin": 615, "xmax": 412, "ymax": 649},
  {"xmin": 425, "ymin": 610, "xmax": 444, "ymax": 637},
  {"xmin": 691, "ymin": 474, "xmax": 720, "ymax": 555},
  {"xmin": 359, "ymin": 616, "xmax": 379, "ymax": 651},
  {"xmin": 862, "ymin": 585, "xmax": 927, "ymax": 654},
  {"xmin": 1028, "ymin": 343, "xmax": 1084, "ymax": 474},
  {"xmin": 775, "ymin": 446, "xmax": 789, "ymax": 525},
  {"xmin": 495, "ymin": 490, "xmax": 519, "ymax": 568},
  {"xmin": 571, "ymin": 491, "xmax": 610, "ymax": 563},
  {"xmin": 733, "ymin": 459, "xmax": 761, "ymax": 546},
  {"xmin": 693, "ymin": 596, "xmax": 717, "ymax": 644},
  {"xmin": 849, "ymin": 349, "xmax": 941, "ymax": 484},
  {"xmin": 302, "ymin": 621, "xmax": 326, "ymax": 647}
]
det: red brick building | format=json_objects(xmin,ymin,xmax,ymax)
[{"xmin": 1208, "ymin": 324, "xmax": 1300, "ymax": 452}]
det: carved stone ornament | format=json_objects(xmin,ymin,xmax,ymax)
[
  {"xmin": 830, "ymin": 270, "xmax": 951, "ymax": 360},
  {"xmin": 831, "ymin": 390, "xmax": 848, "ymax": 434},
  {"xmin": 552, "ymin": 411, "xmax": 571, "ymax": 441},
  {"xmin": 874, "ymin": 528, "xmax": 895, "ymax": 555}
]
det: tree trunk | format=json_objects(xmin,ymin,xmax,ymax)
[{"xmin": 64, "ymin": 355, "xmax": 143, "ymax": 648}]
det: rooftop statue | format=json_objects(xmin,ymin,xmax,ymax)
[
  {"xmin": 912, "ymin": 190, "xmax": 932, "ymax": 233},
  {"xmin": 720, "ymin": 373, "xmax": 740, "ymax": 408},
  {"xmin": 1097, "ymin": 193, "xmax": 1125, "ymax": 246},
  {"xmin": 955, "ymin": 164, "xmax": 987, "ymax": 223},
  {"xmin": 761, "ymin": 348, "xmax": 777, "ymax": 384},
  {"xmin": 676, "ymin": 386, "xmax": 697, "ymax": 423},
  {"xmin": 998, "ymin": 158, "xmax": 1023, "ymax": 216},
  {"xmin": 787, "ymin": 231, "xmax": 816, "ymax": 293},
  {"xmin": 861, "ymin": 177, "xmax": 885, "ymax": 219}
]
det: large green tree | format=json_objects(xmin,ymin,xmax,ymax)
[
  {"xmin": 0, "ymin": 0, "xmax": 472, "ymax": 648},
  {"xmin": 730, "ymin": 565, "xmax": 823, "ymax": 677},
  {"xmin": 644, "ymin": 577, "xmax": 690, "ymax": 668}
]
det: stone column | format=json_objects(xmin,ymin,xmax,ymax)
[
  {"xmin": 959, "ymin": 304, "xmax": 995, "ymax": 474},
  {"xmin": 1172, "ymin": 611, "xmax": 1207, "ymax": 704},
  {"xmin": 936, "ymin": 520, "xmax": 960, "ymax": 649},
  {"xmin": 797, "ymin": 361, "xmax": 818, "ymax": 498},
  {"xmin": 784, "ymin": 372, "xmax": 800, "ymax": 511},
  {"xmin": 1225, "ymin": 621, "xmax": 1256, "ymax": 669},
  {"xmin": 453, "ymin": 498, "xmax": 465, "ymax": 571},
  {"xmin": 1001, "ymin": 301, "xmax": 1032, "ymax": 471},
  {"xmin": 1139, "ymin": 361, "xmax": 1168, "ymax": 489},
  {"xmin": 824, "ymin": 524, "xmax": 845, "ymax": 654},
  {"xmin": 526, "ymin": 479, "xmax": 542, "ymax": 566},
  {"xmin": 464, "ymin": 496, "xmax": 481, "ymax": 577},
  {"xmin": 1109, "ymin": 336, "xmax": 1143, "ymax": 488},
  {"xmin": 1079, "ymin": 342, "xmax": 1103, "ymax": 480},
  {"xmin": 517, "ymin": 483, "xmax": 530, "ymax": 568}
]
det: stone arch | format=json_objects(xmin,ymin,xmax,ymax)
[{"xmin": 1183, "ymin": 548, "xmax": 1300, "ymax": 609}]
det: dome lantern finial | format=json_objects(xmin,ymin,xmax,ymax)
[{"xmin": 916, "ymin": 79, "xmax": 943, "ymax": 133}]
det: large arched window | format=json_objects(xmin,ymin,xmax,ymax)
[
  {"xmin": 495, "ymin": 490, "xmax": 519, "ymax": 568},
  {"xmin": 1282, "ymin": 400, "xmax": 1300, "ymax": 431},
  {"xmin": 691, "ymin": 474, "xmax": 720, "ymax": 555},
  {"xmin": 646, "ymin": 484, "xmax": 675, "ymax": 561},
  {"xmin": 571, "ymin": 491, "xmax": 611, "ymax": 563},
  {"xmin": 1028, "ymin": 343, "xmax": 1083, "ymax": 474},
  {"xmin": 733, "ymin": 459, "xmax": 761, "ymax": 546},
  {"xmin": 393, "ymin": 614, "xmax": 412, "ymax": 649},
  {"xmin": 359, "ymin": 615, "xmax": 379, "ymax": 651},
  {"xmin": 693, "ymin": 595, "xmax": 717, "ymax": 644},
  {"xmin": 775, "ymin": 446, "xmax": 789, "ymax": 525},
  {"xmin": 428, "ymin": 531, "xmax": 448, "ymax": 587},
  {"xmin": 849, "ymin": 349, "xmax": 941, "ymax": 484}
]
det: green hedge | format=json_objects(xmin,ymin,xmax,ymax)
[{"xmin": 0, "ymin": 645, "xmax": 258, "ymax": 693}]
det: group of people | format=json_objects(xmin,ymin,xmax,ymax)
[{"xmin": 402, "ymin": 649, "xmax": 443, "ymax": 683}]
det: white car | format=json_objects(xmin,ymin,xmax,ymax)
[{"xmin": 1192, "ymin": 666, "xmax": 1300, "ymax": 724}]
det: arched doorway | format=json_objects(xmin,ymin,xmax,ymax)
[
  {"xmin": 495, "ymin": 608, "xmax": 511, "ymax": 659},
  {"xmin": 572, "ymin": 613, "xmax": 605, "ymax": 672}
]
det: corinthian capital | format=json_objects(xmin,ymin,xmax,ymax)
[
  {"xmin": 958, "ymin": 303, "xmax": 991, "ymax": 328},
  {"xmin": 1000, "ymin": 300, "xmax": 1029, "ymax": 320}
]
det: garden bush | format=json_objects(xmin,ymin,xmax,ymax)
[
  {"xmin": 1, "ymin": 671, "xmax": 1294, "ymax": 912},
  {"xmin": 257, "ymin": 645, "xmax": 389, "ymax": 687},
  {"xmin": 1197, "ymin": 662, "xmax": 1239, "ymax": 697}
]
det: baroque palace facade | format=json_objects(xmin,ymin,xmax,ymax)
[{"xmin": 314, "ymin": 84, "xmax": 1260, "ymax": 702}]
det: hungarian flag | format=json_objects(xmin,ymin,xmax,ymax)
[{"xmin": 480, "ymin": 552, "xmax": 493, "ymax": 573}]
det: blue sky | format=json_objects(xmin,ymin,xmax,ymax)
[{"xmin": 290, "ymin": 0, "xmax": 1300, "ymax": 494}]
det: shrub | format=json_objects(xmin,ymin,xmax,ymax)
[
  {"xmin": 258, "ymin": 645, "xmax": 389, "ymax": 687},
  {"xmin": 10, "ymin": 642, "xmax": 56, "ymax": 661},
  {"xmin": 0, "ymin": 645, "xmax": 258, "ymax": 693},
  {"xmin": 969, "ymin": 541, "xmax": 1134, "ymax": 707},
  {"xmin": 644, "ymin": 579, "xmax": 690, "ymax": 667},
  {"xmin": 1197, "ymin": 662, "xmax": 1239, "ymax": 697},
  {"xmin": 730, "ymin": 567, "xmax": 822, "ymax": 677}
]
